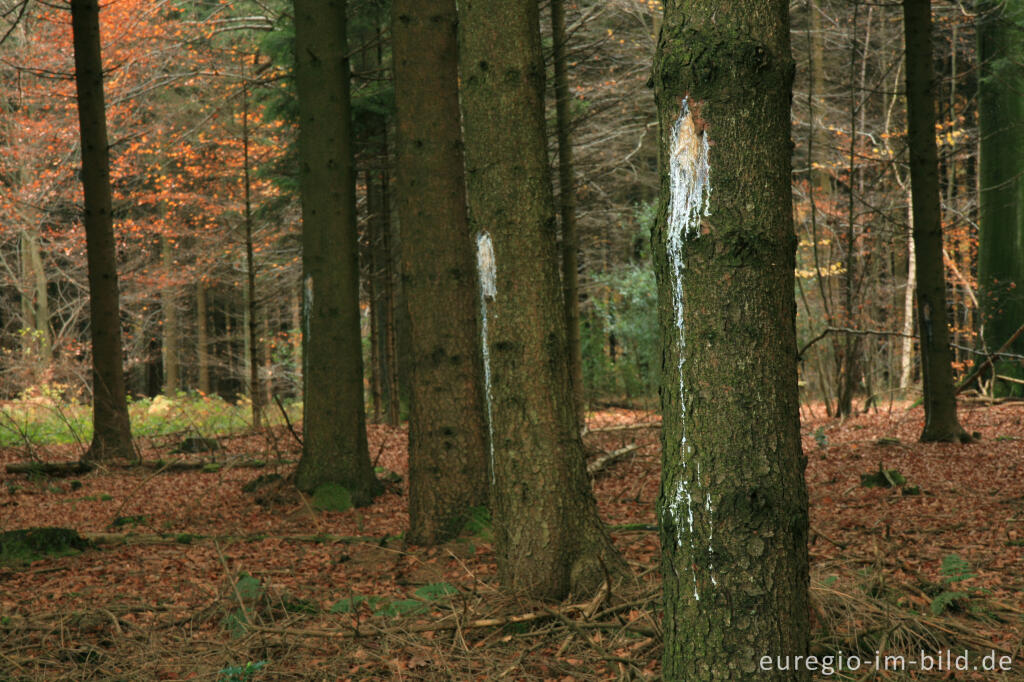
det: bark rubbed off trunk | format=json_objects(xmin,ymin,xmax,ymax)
[
  {"xmin": 653, "ymin": 1, "xmax": 810, "ymax": 677},
  {"xmin": 458, "ymin": 0, "xmax": 624, "ymax": 600}
]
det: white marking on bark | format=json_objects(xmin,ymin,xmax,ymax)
[
  {"xmin": 666, "ymin": 99, "xmax": 713, "ymax": 600},
  {"xmin": 476, "ymin": 232, "xmax": 496, "ymax": 483}
]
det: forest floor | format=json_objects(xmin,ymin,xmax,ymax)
[{"xmin": 0, "ymin": 401, "xmax": 1022, "ymax": 680}]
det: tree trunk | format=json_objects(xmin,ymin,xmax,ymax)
[
  {"xmin": 900, "ymin": 189, "xmax": 917, "ymax": 391},
  {"xmin": 393, "ymin": 0, "xmax": 490, "ymax": 545},
  {"xmin": 20, "ymin": 230, "xmax": 51, "ymax": 362},
  {"xmin": 836, "ymin": 1, "xmax": 865, "ymax": 418},
  {"xmin": 196, "ymin": 281, "xmax": 211, "ymax": 395},
  {"xmin": 367, "ymin": 168, "xmax": 399, "ymax": 427},
  {"xmin": 262, "ymin": 314, "xmax": 273, "ymax": 408},
  {"xmin": 242, "ymin": 83, "xmax": 263, "ymax": 427},
  {"xmin": 71, "ymin": 0, "xmax": 135, "ymax": 463},
  {"xmin": 161, "ymin": 237, "xmax": 179, "ymax": 395},
  {"xmin": 458, "ymin": 0, "xmax": 624, "ymax": 600},
  {"xmin": 653, "ymin": 1, "xmax": 810, "ymax": 677},
  {"xmin": 902, "ymin": 0, "xmax": 971, "ymax": 442},
  {"xmin": 550, "ymin": 0, "xmax": 585, "ymax": 430},
  {"xmin": 368, "ymin": 250, "xmax": 383, "ymax": 422},
  {"xmin": 977, "ymin": 0, "xmax": 1024, "ymax": 389},
  {"xmin": 808, "ymin": 0, "xmax": 831, "ymax": 195},
  {"xmin": 292, "ymin": 0, "xmax": 381, "ymax": 504}
]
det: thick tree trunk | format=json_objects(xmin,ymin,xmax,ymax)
[
  {"xmin": 458, "ymin": 0, "xmax": 624, "ymax": 600},
  {"xmin": 393, "ymin": 0, "xmax": 490, "ymax": 545},
  {"xmin": 653, "ymin": 1, "xmax": 810, "ymax": 677},
  {"xmin": 902, "ymin": 0, "xmax": 971, "ymax": 442},
  {"xmin": 978, "ymin": 0, "xmax": 1024, "ymax": 388},
  {"xmin": 550, "ymin": 0, "xmax": 585, "ymax": 431},
  {"xmin": 293, "ymin": 0, "xmax": 381, "ymax": 504},
  {"xmin": 71, "ymin": 0, "xmax": 135, "ymax": 463}
]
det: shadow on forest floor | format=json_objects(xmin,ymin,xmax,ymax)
[{"xmin": 0, "ymin": 403, "xmax": 1021, "ymax": 680}]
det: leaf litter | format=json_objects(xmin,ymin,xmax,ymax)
[{"xmin": 0, "ymin": 403, "xmax": 1021, "ymax": 680}]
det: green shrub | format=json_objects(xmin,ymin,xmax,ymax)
[{"xmin": 583, "ymin": 263, "xmax": 660, "ymax": 401}]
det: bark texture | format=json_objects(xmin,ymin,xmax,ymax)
[
  {"xmin": 393, "ymin": 0, "xmax": 490, "ymax": 545},
  {"xmin": 292, "ymin": 0, "xmax": 381, "ymax": 504},
  {"xmin": 458, "ymin": 0, "xmax": 623, "ymax": 600},
  {"xmin": 551, "ymin": 0, "xmax": 585, "ymax": 430},
  {"xmin": 161, "ymin": 238, "xmax": 179, "ymax": 395},
  {"xmin": 903, "ymin": 0, "xmax": 971, "ymax": 442},
  {"xmin": 71, "ymin": 0, "xmax": 135, "ymax": 463},
  {"xmin": 19, "ymin": 230, "xmax": 51, "ymax": 361},
  {"xmin": 652, "ymin": 1, "xmax": 810, "ymax": 677},
  {"xmin": 242, "ymin": 84, "xmax": 263, "ymax": 427},
  {"xmin": 196, "ymin": 281, "xmax": 211, "ymax": 395},
  {"xmin": 978, "ymin": 0, "xmax": 1024, "ymax": 385}
]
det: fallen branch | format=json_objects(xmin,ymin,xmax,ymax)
[
  {"xmin": 4, "ymin": 457, "xmax": 279, "ymax": 477},
  {"xmin": 81, "ymin": 531, "xmax": 395, "ymax": 547},
  {"xmin": 250, "ymin": 610, "xmax": 549, "ymax": 639},
  {"xmin": 587, "ymin": 444, "xmax": 639, "ymax": 476},
  {"xmin": 585, "ymin": 422, "xmax": 660, "ymax": 434},
  {"xmin": 113, "ymin": 458, "xmax": 277, "ymax": 471},
  {"xmin": 4, "ymin": 461, "xmax": 93, "ymax": 476},
  {"xmin": 798, "ymin": 327, "xmax": 915, "ymax": 360},
  {"xmin": 955, "ymin": 321, "xmax": 1024, "ymax": 396},
  {"xmin": 273, "ymin": 393, "xmax": 303, "ymax": 447},
  {"xmin": 249, "ymin": 593, "xmax": 659, "ymax": 641},
  {"xmin": 250, "ymin": 601, "xmax": 659, "ymax": 643}
]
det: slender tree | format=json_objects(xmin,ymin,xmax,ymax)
[
  {"xmin": 652, "ymin": 1, "xmax": 810, "ymax": 677},
  {"xmin": 978, "ymin": 0, "xmax": 1024, "ymax": 387},
  {"xmin": 71, "ymin": 0, "xmax": 135, "ymax": 463},
  {"xmin": 902, "ymin": 0, "xmax": 971, "ymax": 442},
  {"xmin": 392, "ymin": 0, "xmax": 490, "ymax": 545},
  {"xmin": 292, "ymin": 0, "xmax": 381, "ymax": 503},
  {"xmin": 458, "ymin": 0, "xmax": 624, "ymax": 599},
  {"xmin": 160, "ymin": 237, "xmax": 179, "ymax": 395},
  {"xmin": 196, "ymin": 281, "xmax": 211, "ymax": 395},
  {"xmin": 241, "ymin": 81, "xmax": 263, "ymax": 427}
]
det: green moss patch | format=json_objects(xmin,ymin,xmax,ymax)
[
  {"xmin": 311, "ymin": 483, "xmax": 353, "ymax": 512},
  {"xmin": 0, "ymin": 527, "xmax": 93, "ymax": 567}
]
